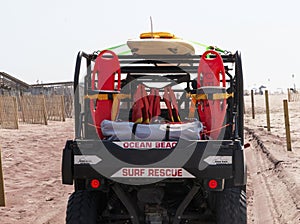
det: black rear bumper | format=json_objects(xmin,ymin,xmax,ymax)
[{"xmin": 62, "ymin": 139, "xmax": 246, "ymax": 188}]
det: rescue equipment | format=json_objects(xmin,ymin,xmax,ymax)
[
  {"xmin": 196, "ymin": 50, "xmax": 227, "ymax": 139},
  {"xmin": 90, "ymin": 50, "xmax": 121, "ymax": 138}
]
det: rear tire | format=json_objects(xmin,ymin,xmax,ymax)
[
  {"xmin": 215, "ymin": 186, "xmax": 246, "ymax": 224},
  {"xmin": 66, "ymin": 190, "xmax": 100, "ymax": 224}
]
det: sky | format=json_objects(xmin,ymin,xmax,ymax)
[{"xmin": 1, "ymin": 0, "xmax": 300, "ymax": 91}]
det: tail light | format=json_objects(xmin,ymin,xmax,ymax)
[
  {"xmin": 205, "ymin": 179, "xmax": 224, "ymax": 191},
  {"xmin": 90, "ymin": 179, "xmax": 101, "ymax": 189},
  {"xmin": 208, "ymin": 179, "xmax": 218, "ymax": 189}
]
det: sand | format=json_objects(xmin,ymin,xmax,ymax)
[
  {"xmin": 245, "ymin": 93, "xmax": 300, "ymax": 224},
  {"xmin": 0, "ymin": 94, "xmax": 299, "ymax": 223},
  {"xmin": 0, "ymin": 119, "xmax": 74, "ymax": 224}
]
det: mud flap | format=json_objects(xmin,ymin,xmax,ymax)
[
  {"xmin": 233, "ymin": 145, "xmax": 246, "ymax": 186},
  {"xmin": 62, "ymin": 140, "xmax": 74, "ymax": 185}
]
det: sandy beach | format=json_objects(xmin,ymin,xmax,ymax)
[
  {"xmin": 0, "ymin": 119, "xmax": 74, "ymax": 224},
  {"xmin": 0, "ymin": 94, "xmax": 299, "ymax": 223},
  {"xmin": 245, "ymin": 93, "xmax": 300, "ymax": 223}
]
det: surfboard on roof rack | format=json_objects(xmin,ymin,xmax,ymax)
[{"xmin": 127, "ymin": 32, "xmax": 195, "ymax": 55}]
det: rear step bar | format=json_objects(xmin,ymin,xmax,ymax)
[
  {"xmin": 113, "ymin": 183, "xmax": 202, "ymax": 224},
  {"xmin": 112, "ymin": 183, "xmax": 141, "ymax": 224},
  {"xmin": 173, "ymin": 184, "xmax": 201, "ymax": 224}
]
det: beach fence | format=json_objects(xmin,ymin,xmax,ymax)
[
  {"xmin": 45, "ymin": 95, "xmax": 65, "ymax": 121},
  {"xmin": 0, "ymin": 93, "xmax": 71, "ymax": 127},
  {"xmin": 287, "ymin": 88, "xmax": 300, "ymax": 102},
  {"xmin": 20, "ymin": 95, "xmax": 48, "ymax": 125},
  {"xmin": 19, "ymin": 94, "xmax": 69, "ymax": 124},
  {"xmin": 64, "ymin": 94, "xmax": 73, "ymax": 118},
  {"xmin": 0, "ymin": 96, "xmax": 18, "ymax": 129},
  {"xmin": 0, "ymin": 146, "xmax": 5, "ymax": 206}
]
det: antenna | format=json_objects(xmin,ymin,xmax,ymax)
[{"xmin": 150, "ymin": 16, "xmax": 153, "ymax": 38}]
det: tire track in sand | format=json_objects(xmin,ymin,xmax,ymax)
[{"xmin": 245, "ymin": 128, "xmax": 300, "ymax": 224}]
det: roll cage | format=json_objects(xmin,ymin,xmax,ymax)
[{"xmin": 73, "ymin": 52, "xmax": 244, "ymax": 144}]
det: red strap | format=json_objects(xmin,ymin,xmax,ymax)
[
  {"xmin": 163, "ymin": 87, "xmax": 180, "ymax": 122},
  {"xmin": 163, "ymin": 87, "xmax": 174, "ymax": 122},
  {"xmin": 148, "ymin": 88, "xmax": 161, "ymax": 121},
  {"xmin": 132, "ymin": 84, "xmax": 150, "ymax": 123},
  {"xmin": 167, "ymin": 86, "xmax": 180, "ymax": 122}
]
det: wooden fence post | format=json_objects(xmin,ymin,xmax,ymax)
[
  {"xmin": 20, "ymin": 96, "xmax": 25, "ymax": 122},
  {"xmin": 0, "ymin": 97, "xmax": 2, "ymax": 126},
  {"xmin": 61, "ymin": 95, "xmax": 66, "ymax": 122},
  {"xmin": 42, "ymin": 96, "xmax": 48, "ymax": 125},
  {"xmin": 0, "ymin": 147, "xmax": 5, "ymax": 206},
  {"xmin": 13, "ymin": 97, "xmax": 19, "ymax": 129},
  {"xmin": 287, "ymin": 89, "xmax": 291, "ymax": 102},
  {"xmin": 265, "ymin": 90, "xmax": 271, "ymax": 131},
  {"xmin": 251, "ymin": 89, "xmax": 255, "ymax": 119},
  {"xmin": 283, "ymin": 99, "xmax": 292, "ymax": 151}
]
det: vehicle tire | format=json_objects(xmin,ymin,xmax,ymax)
[
  {"xmin": 215, "ymin": 186, "xmax": 246, "ymax": 224},
  {"xmin": 66, "ymin": 190, "xmax": 101, "ymax": 224}
]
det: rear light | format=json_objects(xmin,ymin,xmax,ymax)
[
  {"xmin": 205, "ymin": 179, "xmax": 224, "ymax": 191},
  {"xmin": 90, "ymin": 179, "xmax": 101, "ymax": 189},
  {"xmin": 208, "ymin": 179, "xmax": 218, "ymax": 189}
]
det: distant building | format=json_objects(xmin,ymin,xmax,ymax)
[
  {"xmin": 0, "ymin": 71, "xmax": 73, "ymax": 96},
  {"xmin": 0, "ymin": 71, "xmax": 74, "ymax": 117},
  {"xmin": 0, "ymin": 72, "xmax": 30, "ymax": 95}
]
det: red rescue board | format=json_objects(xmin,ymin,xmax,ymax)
[
  {"xmin": 91, "ymin": 50, "xmax": 121, "ymax": 138},
  {"xmin": 197, "ymin": 50, "xmax": 226, "ymax": 139}
]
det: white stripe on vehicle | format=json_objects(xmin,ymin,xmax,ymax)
[
  {"xmin": 74, "ymin": 155, "xmax": 102, "ymax": 165},
  {"xmin": 204, "ymin": 156, "xmax": 232, "ymax": 165}
]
